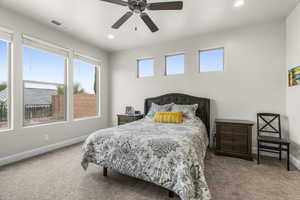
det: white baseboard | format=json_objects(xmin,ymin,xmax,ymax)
[
  {"xmin": 252, "ymin": 147, "xmax": 300, "ymax": 170},
  {"xmin": 0, "ymin": 135, "xmax": 89, "ymax": 167},
  {"xmin": 290, "ymin": 155, "xmax": 300, "ymax": 170}
]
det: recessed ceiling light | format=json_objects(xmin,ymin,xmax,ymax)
[
  {"xmin": 234, "ymin": 0, "xmax": 245, "ymax": 7},
  {"xmin": 107, "ymin": 34, "xmax": 115, "ymax": 39}
]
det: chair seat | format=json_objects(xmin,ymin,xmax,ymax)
[{"xmin": 258, "ymin": 136, "xmax": 290, "ymax": 145}]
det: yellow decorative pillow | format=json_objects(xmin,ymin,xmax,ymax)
[{"xmin": 153, "ymin": 112, "xmax": 183, "ymax": 124}]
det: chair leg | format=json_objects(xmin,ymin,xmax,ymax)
[
  {"xmin": 169, "ymin": 191, "xmax": 174, "ymax": 198},
  {"xmin": 287, "ymin": 144, "xmax": 290, "ymax": 171},
  {"xmin": 279, "ymin": 144, "xmax": 282, "ymax": 161},
  {"xmin": 257, "ymin": 141, "xmax": 260, "ymax": 165},
  {"xmin": 103, "ymin": 167, "xmax": 108, "ymax": 176}
]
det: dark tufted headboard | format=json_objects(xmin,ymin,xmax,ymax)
[{"xmin": 144, "ymin": 93, "xmax": 210, "ymax": 141}]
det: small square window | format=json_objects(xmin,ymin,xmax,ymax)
[
  {"xmin": 199, "ymin": 48, "xmax": 224, "ymax": 72},
  {"xmin": 165, "ymin": 54, "xmax": 184, "ymax": 75},
  {"xmin": 137, "ymin": 58, "xmax": 154, "ymax": 78}
]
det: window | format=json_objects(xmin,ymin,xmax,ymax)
[
  {"xmin": 23, "ymin": 46, "xmax": 67, "ymax": 126},
  {"xmin": 165, "ymin": 54, "xmax": 184, "ymax": 75},
  {"xmin": 73, "ymin": 57, "xmax": 99, "ymax": 119},
  {"xmin": 0, "ymin": 40, "xmax": 10, "ymax": 129},
  {"xmin": 137, "ymin": 58, "xmax": 154, "ymax": 78},
  {"xmin": 199, "ymin": 48, "xmax": 224, "ymax": 72}
]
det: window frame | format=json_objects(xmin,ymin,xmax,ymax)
[
  {"xmin": 165, "ymin": 53, "xmax": 185, "ymax": 76},
  {"xmin": 137, "ymin": 57, "xmax": 155, "ymax": 78},
  {"xmin": 73, "ymin": 54, "xmax": 101, "ymax": 120},
  {"xmin": 199, "ymin": 47, "xmax": 225, "ymax": 73},
  {"xmin": 0, "ymin": 39, "xmax": 12, "ymax": 131},
  {"xmin": 21, "ymin": 44, "xmax": 68, "ymax": 127}
]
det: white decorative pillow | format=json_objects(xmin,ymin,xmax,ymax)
[
  {"xmin": 147, "ymin": 103, "xmax": 173, "ymax": 117},
  {"xmin": 171, "ymin": 104, "xmax": 198, "ymax": 119}
]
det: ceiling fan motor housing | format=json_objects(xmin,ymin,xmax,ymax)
[
  {"xmin": 104, "ymin": 0, "xmax": 183, "ymax": 32},
  {"xmin": 128, "ymin": 0, "xmax": 147, "ymax": 13}
]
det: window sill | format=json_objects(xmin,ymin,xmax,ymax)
[
  {"xmin": 198, "ymin": 71, "xmax": 224, "ymax": 73},
  {"xmin": 0, "ymin": 127, "xmax": 13, "ymax": 133},
  {"xmin": 137, "ymin": 76, "xmax": 154, "ymax": 79},
  {"xmin": 23, "ymin": 120, "xmax": 68, "ymax": 129},
  {"xmin": 165, "ymin": 73, "xmax": 185, "ymax": 76},
  {"xmin": 73, "ymin": 115, "xmax": 101, "ymax": 122}
]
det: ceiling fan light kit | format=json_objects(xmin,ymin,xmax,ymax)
[{"xmin": 100, "ymin": 0, "xmax": 183, "ymax": 32}]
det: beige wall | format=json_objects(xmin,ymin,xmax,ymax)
[
  {"xmin": 0, "ymin": 8, "xmax": 109, "ymax": 158},
  {"xmin": 286, "ymin": 2, "xmax": 300, "ymax": 166},
  {"xmin": 109, "ymin": 21, "xmax": 287, "ymax": 147}
]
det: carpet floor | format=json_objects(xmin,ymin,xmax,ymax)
[{"xmin": 0, "ymin": 144, "xmax": 299, "ymax": 200}]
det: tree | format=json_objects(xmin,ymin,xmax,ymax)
[
  {"xmin": 73, "ymin": 83, "xmax": 85, "ymax": 94},
  {"xmin": 0, "ymin": 83, "xmax": 7, "ymax": 92},
  {"xmin": 56, "ymin": 83, "xmax": 85, "ymax": 95},
  {"xmin": 57, "ymin": 86, "xmax": 65, "ymax": 95},
  {"xmin": 94, "ymin": 69, "xmax": 97, "ymax": 94}
]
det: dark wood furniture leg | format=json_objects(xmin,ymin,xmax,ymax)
[
  {"xmin": 103, "ymin": 167, "xmax": 107, "ymax": 176},
  {"xmin": 279, "ymin": 144, "xmax": 282, "ymax": 160},
  {"xmin": 257, "ymin": 140, "xmax": 260, "ymax": 164},
  {"xmin": 169, "ymin": 191, "xmax": 174, "ymax": 198},
  {"xmin": 287, "ymin": 144, "xmax": 290, "ymax": 171}
]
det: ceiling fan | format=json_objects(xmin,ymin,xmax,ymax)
[{"xmin": 99, "ymin": 0, "xmax": 183, "ymax": 32}]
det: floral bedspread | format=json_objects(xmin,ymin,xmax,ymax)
[{"xmin": 81, "ymin": 117, "xmax": 211, "ymax": 200}]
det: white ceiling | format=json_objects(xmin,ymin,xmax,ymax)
[{"xmin": 0, "ymin": 0, "xmax": 299, "ymax": 52}]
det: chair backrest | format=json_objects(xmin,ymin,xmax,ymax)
[{"xmin": 257, "ymin": 113, "xmax": 281, "ymax": 138}]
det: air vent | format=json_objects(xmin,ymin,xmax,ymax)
[{"xmin": 51, "ymin": 20, "xmax": 62, "ymax": 26}]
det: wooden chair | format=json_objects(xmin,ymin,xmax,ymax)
[{"xmin": 257, "ymin": 113, "xmax": 290, "ymax": 171}]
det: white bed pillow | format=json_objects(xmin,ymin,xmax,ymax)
[
  {"xmin": 146, "ymin": 103, "xmax": 173, "ymax": 117},
  {"xmin": 171, "ymin": 104, "xmax": 198, "ymax": 119}
]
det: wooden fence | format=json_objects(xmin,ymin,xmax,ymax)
[{"xmin": 53, "ymin": 94, "xmax": 97, "ymax": 119}]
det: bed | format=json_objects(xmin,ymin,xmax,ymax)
[{"xmin": 81, "ymin": 93, "xmax": 211, "ymax": 200}]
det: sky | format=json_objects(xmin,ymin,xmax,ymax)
[
  {"xmin": 1, "ymin": 39, "xmax": 223, "ymax": 92},
  {"xmin": 200, "ymin": 48, "xmax": 224, "ymax": 72},
  {"xmin": 23, "ymin": 46, "xmax": 65, "ymax": 84},
  {"xmin": 0, "ymin": 40, "xmax": 8, "ymax": 85},
  {"xmin": 73, "ymin": 59, "xmax": 96, "ymax": 94},
  {"xmin": 138, "ymin": 59, "xmax": 154, "ymax": 77},
  {"xmin": 0, "ymin": 42, "xmax": 97, "ymax": 94},
  {"xmin": 138, "ymin": 49, "xmax": 224, "ymax": 76},
  {"xmin": 166, "ymin": 54, "xmax": 185, "ymax": 75},
  {"xmin": 23, "ymin": 46, "xmax": 96, "ymax": 94}
]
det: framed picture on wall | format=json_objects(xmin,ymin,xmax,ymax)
[{"xmin": 288, "ymin": 66, "xmax": 300, "ymax": 87}]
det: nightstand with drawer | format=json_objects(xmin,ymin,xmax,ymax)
[
  {"xmin": 215, "ymin": 119, "xmax": 254, "ymax": 160},
  {"xmin": 117, "ymin": 114, "xmax": 144, "ymax": 126}
]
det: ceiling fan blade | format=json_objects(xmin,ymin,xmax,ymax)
[
  {"xmin": 140, "ymin": 13, "xmax": 159, "ymax": 33},
  {"xmin": 112, "ymin": 12, "xmax": 133, "ymax": 29},
  {"xmin": 99, "ymin": 0, "xmax": 128, "ymax": 6},
  {"xmin": 147, "ymin": 1, "xmax": 183, "ymax": 10}
]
